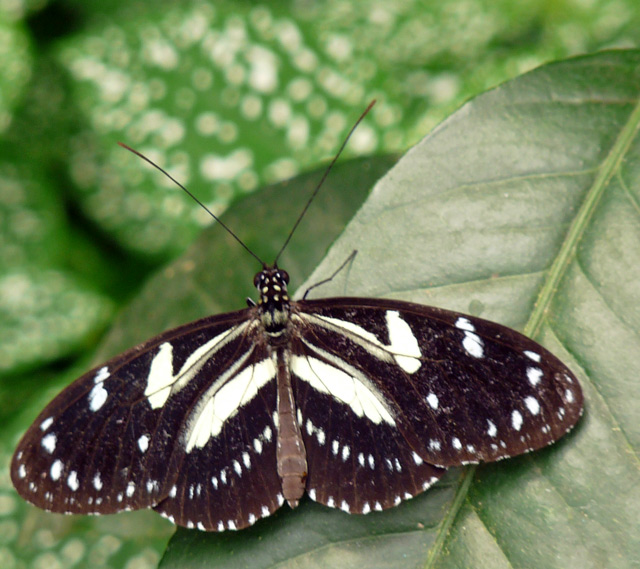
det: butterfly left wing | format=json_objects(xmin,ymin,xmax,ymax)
[
  {"xmin": 290, "ymin": 297, "xmax": 582, "ymax": 510},
  {"xmin": 11, "ymin": 309, "xmax": 284, "ymax": 531}
]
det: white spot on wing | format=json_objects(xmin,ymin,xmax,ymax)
[
  {"xmin": 511, "ymin": 410, "xmax": 523, "ymax": 431},
  {"xmin": 412, "ymin": 452, "xmax": 423, "ymax": 465},
  {"xmin": 456, "ymin": 318, "xmax": 484, "ymax": 358},
  {"xmin": 50, "ymin": 459, "xmax": 63, "ymax": 481},
  {"xmin": 126, "ymin": 482, "xmax": 135, "ymax": 497},
  {"xmin": 18, "ymin": 464, "xmax": 27, "ymax": 479},
  {"xmin": 565, "ymin": 389, "xmax": 574, "ymax": 403},
  {"xmin": 341, "ymin": 445, "xmax": 350, "ymax": 461},
  {"xmin": 40, "ymin": 417, "xmax": 54, "ymax": 431},
  {"xmin": 426, "ymin": 393, "xmax": 439, "ymax": 410},
  {"xmin": 524, "ymin": 396, "xmax": 540, "ymax": 415},
  {"xmin": 455, "ymin": 317, "xmax": 475, "ymax": 331},
  {"xmin": 487, "ymin": 419, "xmax": 497, "ymax": 437},
  {"xmin": 88, "ymin": 383, "xmax": 108, "ymax": 411},
  {"xmin": 93, "ymin": 473, "xmax": 103, "ymax": 491},
  {"xmin": 94, "ymin": 366, "xmax": 110, "ymax": 382},
  {"xmin": 67, "ymin": 471, "xmax": 79, "ymax": 491},
  {"xmin": 385, "ymin": 311, "xmax": 422, "ymax": 373},
  {"xmin": 527, "ymin": 367, "xmax": 543, "ymax": 386},
  {"xmin": 524, "ymin": 350, "xmax": 541, "ymax": 362},
  {"xmin": 138, "ymin": 435, "xmax": 150, "ymax": 453},
  {"xmin": 41, "ymin": 433, "xmax": 57, "ymax": 454},
  {"xmin": 462, "ymin": 332, "xmax": 484, "ymax": 358},
  {"xmin": 452, "ymin": 437, "xmax": 462, "ymax": 450}
]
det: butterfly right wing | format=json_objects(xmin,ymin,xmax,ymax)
[{"xmin": 11, "ymin": 308, "xmax": 284, "ymax": 531}]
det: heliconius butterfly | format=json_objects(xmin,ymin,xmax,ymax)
[{"xmin": 11, "ymin": 102, "xmax": 583, "ymax": 532}]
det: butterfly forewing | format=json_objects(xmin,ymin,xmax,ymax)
[
  {"xmin": 293, "ymin": 298, "xmax": 583, "ymax": 468},
  {"xmin": 11, "ymin": 307, "xmax": 284, "ymax": 530}
]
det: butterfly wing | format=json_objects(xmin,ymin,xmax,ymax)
[
  {"xmin": 11, "ymin": 308, "xmax": 283, "ymax": 531},
  {"xmin": 292, "ymin": 297, "xmax": 582, "ymax": 502},
  {"xmin": 294, "ymin": 370, "xmax": 446, "ymax": 514}
]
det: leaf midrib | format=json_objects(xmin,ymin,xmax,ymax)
[{"xmin": 527, "ymin": 97, "xmax": 640, "ymax": 338}]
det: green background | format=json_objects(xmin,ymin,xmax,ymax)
[{"xmin": 1, "ymin": 1, "xmax": 639, "ymax": 568}]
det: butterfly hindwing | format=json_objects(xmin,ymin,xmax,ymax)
[
  {"xmin": 293, "ymin": 297, "xmax": 582, "ymax": 470},
  {"xmin": 294, "ymin": 371, "xmax": 446, "ymax": 514},
  {"xmin": 153, "ymin": 376, "xmax": 283, "ymax": 531},
  {"xmin": 11, "ymin": 307, "xmax": 284, "ymax": 529}
]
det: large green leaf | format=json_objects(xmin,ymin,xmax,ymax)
[{"xmin": 160, "ymin": 51, "xmax": 639, "ymax": 567}]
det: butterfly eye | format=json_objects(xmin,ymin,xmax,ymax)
[
  {"xmin": 278, "ymin": 270, "xmax": 290, "ymax": 284},
  {"xmin": 253, "ymin": 271, "xmax": 262, "ymax": 288}
]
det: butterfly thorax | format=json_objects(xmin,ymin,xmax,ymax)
[{"xmin": 255, "ymin": 267, "xmax": 292, "ymax": 337}]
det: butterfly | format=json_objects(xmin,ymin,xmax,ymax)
[{"xmin": 11, "ymin": 103, "xmax": 583, "ymax": 532}]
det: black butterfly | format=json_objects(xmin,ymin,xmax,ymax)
[{"xmin": 11, "ymin": 105, "xmax": 583, "ymax": 532}]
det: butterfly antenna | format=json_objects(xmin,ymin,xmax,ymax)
[
  {"xmin": 118, "ymin": 142, "xmax": 265, "ymax": 266},
  {"xmin": 273, "ymin": 100, "xmax": 376, "ymax": 265}
]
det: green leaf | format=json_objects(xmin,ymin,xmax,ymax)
[{"xmin": 161, "ymin": 50, "xmax": 639, "ymax": 568}]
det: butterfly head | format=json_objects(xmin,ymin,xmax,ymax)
[{"xmin": 254, "ymin": 267, "xmax": 291, "ymax": 334}]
